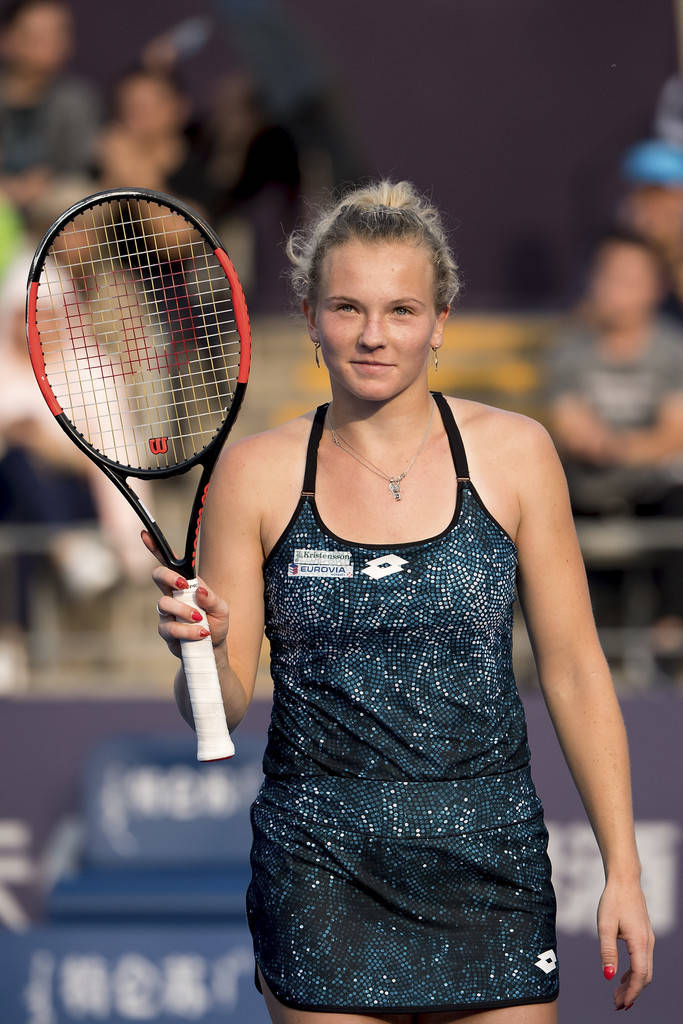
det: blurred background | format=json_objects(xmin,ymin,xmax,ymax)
[{"xmin": 0, "ymin": 1, "xmax": 681, "ymax": 1021}]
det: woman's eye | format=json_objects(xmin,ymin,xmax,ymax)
[{"xmin": 335, "ymin": 303, "xmax": 355, "ymax": 312}]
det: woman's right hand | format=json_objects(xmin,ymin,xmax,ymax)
[{"xmin": 141, "ymin": 531, "xmax": 230, "ymax": 658}]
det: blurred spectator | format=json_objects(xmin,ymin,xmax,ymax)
[
  {"xmin": 211, "ymin": 0, "xmax": 365, "ymax": 196},
  {"xmin": 97, "ymin": 66, "xmax": 209, "ymax": 207},
  {"xmin": 0, "ymin": 252, "xmax": 151, "ymax": 638},
  {"xmin": 136, "ymin": 1, "xmax": 365, "ymax": 309},
  {"xmin": 0, "ymin": 0, "xmax": 100, "ymax": 212},
  {"xmin": 546, "ymin": 227, "xmax": 683, "ymax": 645},
  {"xmin": 620, "ymin": 139, "xmax": 683, "ymax": 325},
  {"xmin": 200, "ymin": 70, "xmax": 300, "ymax": 305},
  {"xmin": 205, "ymin": 72, "xmax": 300, "ymax": 219}
]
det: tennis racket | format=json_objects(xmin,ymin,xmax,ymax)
[{"xmin": 26, "ymin": 187, "xmax": 251, "ymax": 761}]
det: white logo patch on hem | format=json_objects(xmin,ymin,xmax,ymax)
[
  {"xmin": 534, "ymin": 949, "xmax": 557, "ymax": 974},
  {"xmin": 361, "ymin": 554, "xmax": 408, "ymax": 580}
]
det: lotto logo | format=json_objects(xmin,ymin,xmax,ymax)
[
  {"xmin": 361, "ymin": 554, "xmax": 408, "ymax": 579},
  {"xmin": 534, "ymin": 949, "xmax": 557, "ymax": 974}
]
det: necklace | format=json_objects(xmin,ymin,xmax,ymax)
[{"xmin": 329, "ymin": 400, "xmax": 435, "ymax": 501}]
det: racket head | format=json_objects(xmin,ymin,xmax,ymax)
[{"xmin": 26, "ymin": 187, "xmax": 251, "ymax": 481}]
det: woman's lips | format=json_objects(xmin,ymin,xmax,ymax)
[{"xmin": 351, "ymin": 361, "xmax": 392, "ymax": 370}]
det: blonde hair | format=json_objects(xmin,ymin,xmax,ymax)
[{"xmin": 286, "ymin": 180, "xmax": 460, "ymax": 311}]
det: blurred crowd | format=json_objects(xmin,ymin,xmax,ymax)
[
  {"xmin": 545, "ymin": 81, "xmax": 683, "ymax": 683},
  {"xmin": 1, "ymin": 0, "xmax": 683, "ymax": 691},
  {"xmin": 0, "ymin": 0, "xmax": 363, "ymax": 688}
]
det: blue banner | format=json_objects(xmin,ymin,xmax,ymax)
[
  {"xmin": 82, "ymin": 733, "xmax": 264, "ymax": 866},
  {"xmin": 0, "ymin": 925, "xmax": 269, "ymax": 1022}
]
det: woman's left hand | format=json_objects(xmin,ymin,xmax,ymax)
[{"xmin": 597, "ymin": 876, "xmax": 654, "ymax": 1010}]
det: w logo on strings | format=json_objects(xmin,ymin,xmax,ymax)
[{"xmin": 149, "ymin": 436, "xmax": 168, "ymax": 455}]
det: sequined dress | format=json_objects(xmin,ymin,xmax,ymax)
[{"xmin": 246, "ymin": 392, "xmax": 559, "ymax": 1013}]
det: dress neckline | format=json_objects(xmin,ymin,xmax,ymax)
[{"xmin": 262, "ymin": 394, "xmax": 516, "ymax": 569}]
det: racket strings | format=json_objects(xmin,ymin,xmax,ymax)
[{"xmin": 35, "ymin": 198, "xmax": 240, "ymax": 470}]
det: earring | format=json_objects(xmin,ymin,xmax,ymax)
[
  {"xmin": 314, "ymin": 340, "xmax": 321, "ymax": 368},
  {"xmin": 432, "ymin": 347, "xmax": 439, "ymax": 372}
]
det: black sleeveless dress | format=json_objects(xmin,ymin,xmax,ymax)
[{"xmin": 246, "ymin": 392, "xmax": 559, "ymax": 1014}]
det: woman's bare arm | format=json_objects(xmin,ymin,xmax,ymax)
[
  {"xmin": 149, "ymin": 436, "xmax": 268, "ymax": 732},
  {"xmin": 512, "ymin": 418, "xmax": 654, "ymax": 1009}
]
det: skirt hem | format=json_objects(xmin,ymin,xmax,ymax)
[{"xmin": 254, "ymin": 959, "xmax": 560, "ymax": 1014}]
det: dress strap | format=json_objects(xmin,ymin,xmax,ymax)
[
  {"xmin": 431, "ymin": 391, "xmax": 470, "ymax": 480},
  {"xmin": 301, "ymin": 403, "xmax": 329, "ymax": 496}
]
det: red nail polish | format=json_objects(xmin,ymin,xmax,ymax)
[
  {"xmin": 175, "ymin": 577, "xmax": 189, "ymax": 590},
  {"xmin": 604, "ymin": 965, "xmax": 617, "ymax": 980},
  {"xmin": 199, "ymin": 628, "xmax": 210, "ymax": 638},
  {"xmin": 197, "ymin": 586, "xmax": 208, "ymax": 597},
  {"xmin": 625, "ymin": 1004, "xmax": 634, "ymax": 1011},
  {"xmin": 191, "ymin": 611, "xmax": 202, "ymax": 622}
]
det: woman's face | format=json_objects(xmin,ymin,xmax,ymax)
[{"xmin": 305, "ymin": 239, "xmax": 448, "ymax": 403}]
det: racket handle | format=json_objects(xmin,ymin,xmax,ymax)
[{"xmin": 174, "ymin": 578, "xmax": 235, "ymax": 761}]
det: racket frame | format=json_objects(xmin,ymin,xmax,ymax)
[{"xmin": 26, "ymin": 187, "xmax": 251, "ymax": 579}]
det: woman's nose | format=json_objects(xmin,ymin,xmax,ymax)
[{"xmin": 358, "ymin": 315, "xmax": 385, "ymax": 348}]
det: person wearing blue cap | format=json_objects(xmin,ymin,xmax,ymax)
[
  {"xmin": 622, "ymin": 139, "xmax": 683, "ymax": 187},
  {"xmin": 547, "ymin": 226, "xmax": 683, "ymax": 657},
  {"xmin": 620, "ymin": 139, "xmax": 683, "ymax": 325}
]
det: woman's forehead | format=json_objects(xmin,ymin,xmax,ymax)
[{"xmin": 320, "ymin": 239, "xmax": 434, "ymax": 292}]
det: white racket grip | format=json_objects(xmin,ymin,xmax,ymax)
[{"xmin": 174, "ymin": 578, "xmax": 235, "ymax": 761}]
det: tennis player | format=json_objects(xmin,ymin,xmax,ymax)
[{"xmin": 147, "ymin": 181, "xmax": 654, "ymax": 1023}]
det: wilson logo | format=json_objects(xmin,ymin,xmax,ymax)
[{"xmin": 149, "ymin": 437, "xmax": 168, "ymax": 455}]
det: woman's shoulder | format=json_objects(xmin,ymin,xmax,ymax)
[
  {"xmin": 442, "ymin": 396, "xmax": 563, "ymax": 530},
  {"xmin": 212, "ymin": 409, "xmax": 318, "ymax": 489},
  {"xmin": 442, "ymin": 394, "xmax": 553, "ymax": 456},
  {"xmin": 442, "ymin": 394, "xmax": 560, "ymax": 497}
]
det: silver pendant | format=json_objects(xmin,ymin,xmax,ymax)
[{"xmin": 388, "ymin": 477, "xmax": 402, "ymax": 501}]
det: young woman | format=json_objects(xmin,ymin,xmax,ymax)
[{"xmin": 145, "ymin": 181, "xmax": 654, "ymax": 1024}]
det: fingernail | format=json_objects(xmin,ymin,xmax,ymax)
[
  {"xmin": 604, "ymin": 965, "xmax": 617, "ymax": 980},
  {"xmin": 175, "ymin": 577, "xmax": 189, "ymax": 589},
  {"xmin": 199, "ymin": 628, "xmax": 210, "ymax": 638},
  {"xmin": 191, "ymin": 611, "xmax": 202, "ymax": 622},
  {"xmin": 197, "ymin": 586, "xmax": 208, "ymax": 597},
  {"xmin": 625, "ymin": 1004, "xmax": 634, "ymax": 1011}
]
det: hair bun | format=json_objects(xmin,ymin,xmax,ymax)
[{"xmin": 286, "ymin": 179, "xmax": 460, "ymax": 310}]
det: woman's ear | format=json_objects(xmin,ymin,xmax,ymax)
[
  {"xmin": 431, "ymin": 305, "xmax": 449, "ymax": 349},
  {"xmin": 303, "ymin": 299, "xmax": 319, "ymax": 343}
]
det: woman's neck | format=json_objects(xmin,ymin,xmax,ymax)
[{"xmin": 327, "ymin": 384, "xmax": 436, "ymax": 454}]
